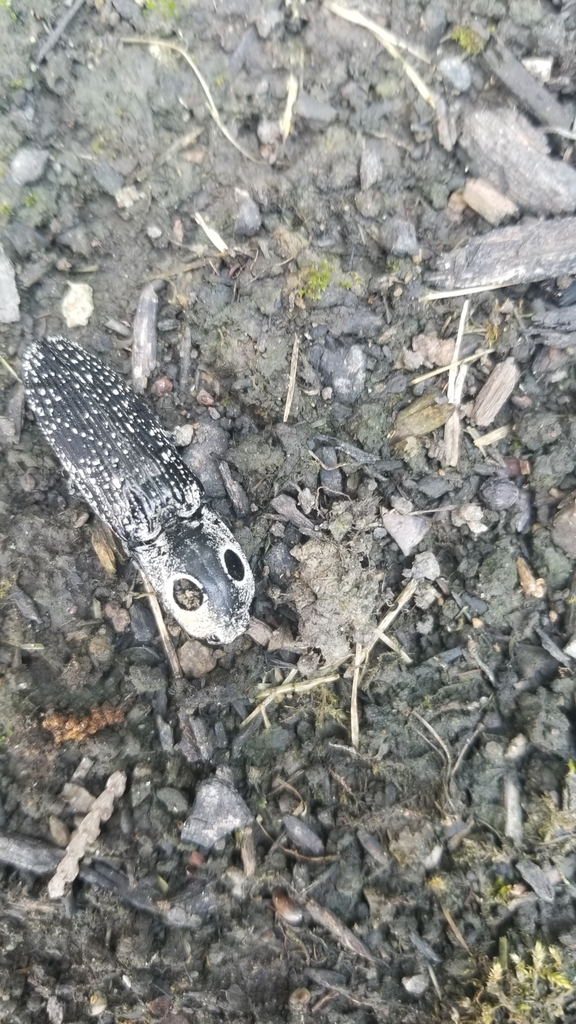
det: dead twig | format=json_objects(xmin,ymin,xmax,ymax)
[
  {"xmin": 280, "ymin": 74, "xmax": 299, "ymax": 142},
  {"xmin": 410, "ymin": 347, "xmax": 488, "ymax": 385},
  {"xmin": 36, "ymin": 0, "xmax": 88, "ymax": 64},
  {"xmin": 441, "ymin": 905, "xmax": 471, "ymax": 953},
  {"xmin": 350, "ymin": 642, "xmax": 362, "ymax": 749},
  {"xmin": 283, "ymin": 335, "xmax": 300, "ymax": 422},
  {"xmin": 140, "ymin": 570, "xmax": 183, "ymax": 679},
  {"xmin": 121, "ymin": 38, "xmax": 258, "ymax": 163},
  {"xmin": 445, "ymin": 299, "xmax": 471, "ymax": 467}
]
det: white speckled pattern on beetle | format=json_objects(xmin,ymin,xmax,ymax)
[{"xmin": 22, "ymin": 336, "xmax": 255, "ymax": 644}]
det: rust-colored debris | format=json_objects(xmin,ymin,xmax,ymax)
[{"xmin": 42, "ymin": 703, "xmax": 125, "ymax": 746}]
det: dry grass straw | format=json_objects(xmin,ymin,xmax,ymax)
[
  {"xmin": 283, "ymin": 335, "xmax": 300, "ymax": 421},
  {"xmin": 324, "ymin": 1, "xmax": 435, "ymax": 108},
  {"xmin": 121, "ymin": 37, "xmax": 258, "ymax": 163}
]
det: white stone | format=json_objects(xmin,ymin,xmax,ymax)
[
  {"xmin": 0, "ymin": 244, "xmax": 20, "ymax": 323},
  {"xmin": 62, "ymin": 282, "xmax": 94, "ymax": 328}
]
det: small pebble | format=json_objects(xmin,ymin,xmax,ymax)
[
  {"xmin": 480, "ymin": 478, "xmax": 519, "ymax": 511},
  {"xmin": 103, "ymin": 601, "xmax": 130, "ymax": 633},
  {"xmin": 438, "ymin": 55, "xmax": 472, "ymax": 92},
  {"xmin": 380, "ymin": 216, "xmax": 419, "ymax": 256},
  {"xmin": 402, "ymin": 974, "xmax": 429, "ymax": 997},
  {"xmin": 8, "ymin": 146, "xmax": 49, "ymax": 187},
  {"xmin": 62, "ymin": 282, "xmax": 94, "ymax": 328},
  {"xmin": 178, "ymin": 638, "xmax": 218, "ymax": 678},
  {"xmin": 360, "ymin": 147, "xmax": 382, "ymax": 191},
  {"xmin": 235, "ymin": 193, "xmax": 261, "ymax": 237},
  {"xmin": 151, "ymin": 375, "xmax": 173, "ymax": 397}
]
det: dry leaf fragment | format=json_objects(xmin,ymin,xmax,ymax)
[
  {"xmin": 389, "ymin": 392, "xmax": 454, "ymax": 441},
  {"xmin": 472, "ymin": 357, "xmax": 520, "ymax": 426},
  {"xmin": 516, "ymin": 556, "xmax": 546, "ymax": 599}
]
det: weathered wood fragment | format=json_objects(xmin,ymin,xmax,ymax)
[
  {"xmin": 460, "ymin": 109, "xmax": 576, "ymax": 215},
  {"xmin": 462, "ymin": 177, "xmax": 519, "ymax": 226},
  {"xmin": 428, "ymin": 217, "xmax": 576, "ymax": 290},
  {"xmin": 473, "ymin": 357, "xmax": 520, "ymax": 427},
  {"xmin": 483, "ymin": 39, "xmax": 574, "ymax": 130}
]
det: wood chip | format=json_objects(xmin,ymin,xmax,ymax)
[
  {"xmin": 462, "ymin": 178, "xmax": 519, "ymax": 226},
  {"xmin": 305, "ymin": 897, "xmax": 376, "ymax": 961},
  {"xmin": 461, "ymin": 108, "xmax": 576, "ymax": 216},
  {"xmin": 472, "ymin": 357, "xmax": 519, "ymax": 427},
  {"xmin": 517, "ymin": 556, "xmax": 546, "ymax": 599},
  {"xmin": 483, "ymin": 38, "xmax": 574, "ymax": 130},
  {"xmin": 428, "ymin": 217, "xmax": 576, "ymax": 292},
  {"xmin": 270, "ymin": 493, "xmax": 317, "ymax": 536}
]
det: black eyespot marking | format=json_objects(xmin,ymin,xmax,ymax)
[
  {"xmin": 173, "ymin": 578, "xmax": 203, "ymax": 611},
  {"xmin": 224, "ymin": 548, "xmax": 245, "ymax": 582}
]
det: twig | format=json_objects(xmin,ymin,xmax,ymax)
[
  {"xmin": 280, "ymin": 74, "xmax": 299, "ymax": 142},
  {"xmin": 194, "ymin": 212, "xmax": 228, "ymax": 252},
  {"xmin": 0, "ymin": 354, "xmax": 21, "ymax": 383},
  {"xmin": 445, "ymin": 299, "xmax": 470, "ymax": 467},
  {"xmin": 121, "ymin": 38, "xmax": 258, "ymax": 163},
  {"xmin": 140, "ymin": 570, "xmax": 183, "ymax": 679},
  {"xmin": 441, "ymin": 905, "xmax": 471, "ymax": 954},
  {"xmin": 350, "ymin": 642, "xmax": 362, "ymax": 748},
  {"xmin": 451, "ymin": 723, "xmax": 485, "ymax": 779},
  {"xmin": 35, "ymin": 0, "xmax": 88, "ymax": 64},
  {"xmin": 364, "ymin": 579, "xmax": 418, "ymax": 660},
  {"xmin": 283, "ymin": 335, "xmax": 300, "ymax": 422},
  {"xmin": 412, "ymin": 711, "xmax": 453, "ymax": 774},
  {"xmin": 423, "ymin": 284, "xmax": 502, "ymax": 301},
  {"xmin": 240, "ymin": 672, "xmax": 340, "ymax": 729}
]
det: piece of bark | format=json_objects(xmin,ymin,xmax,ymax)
[
  {"xmin": 483, "ymin": 39, "xmax": 574, "ymax": 130},
  {"xmin": 460, "ymin": 109, "xmax": 576, "ymax": 216},
  {"xmin": 473, "ymin": 357, "xmax": 520, "ymax": 426},
  {"xmin": 462, "ymin": 177, "xmax": 519, "ymax": 226},
  {"xmin": 428, "ymin": 217, "xmax": 576, "ymax": 290}
]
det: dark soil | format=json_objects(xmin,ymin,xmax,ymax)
[{"xmin": 2, "ymin": 1, "xmax": 576, "ymax": 1022}]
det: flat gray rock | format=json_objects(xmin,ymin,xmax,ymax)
[{"xmin": 181, "ymin": 778, "xmax": 253, "ymax": 849}]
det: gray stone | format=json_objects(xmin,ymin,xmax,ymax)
[
  {"xmin": 360, "ymin": 147, "xmax": 382, "ymax": 191},
  {"xmin": 8, "ymin": 147, "xmax": 49, "ymax": 187},
  {"xmin": 322, "ymin": 344, "xmax": 367, "ymax": 404},
  {"xmin": 438, "ymin": 55, "xmax": 472, "ymax": 93},
  {"xmin": 380, "ymin": 217, "xmax": 419, "ymax": 256},
  {"xmin": 92, "ymin": 160, "xmax": 124, "ymax": 196},
  {"xmin": 181, "ymin": 778, "xmax": 253, "ymax": 848},
  {"xmin": 156, "ymin": 786, "xmax": 189, "ymax": 817},
  {"xmin": 235, "ymin": 195, "xmax": 261, "ymax": 237},
  {"xmin": 294, "ymin": 93, "xmax": 338, "ymax": 126},
  {"xmin": 0, "ymin": 244, "xmax": 20, "ymax": 323}
]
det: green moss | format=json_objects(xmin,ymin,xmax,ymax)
[
  {"xmin": 0, "ymin": 0, "xmax": 16, "ymax": 19},
  {"xmin": 144, "ymin": 0, "xmax": 177, "ymax": 15},
  {"xmin": 22, "ymin": 192, "xmax": 37, "ymax": 207},
  {"xmin": 454, "ymin": 940, "xmax": 573, "ymax": 1023},
  {"xmin": 298, "ymin": 260, "xmax": 332, "ymax": 301},
  {"xmin": 0, "ymin": 202, "xmax": 11, "ymax": 218},
  {"xmin": 451, "ymin": 24, "xmax": 485, "ymax": 54}
]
